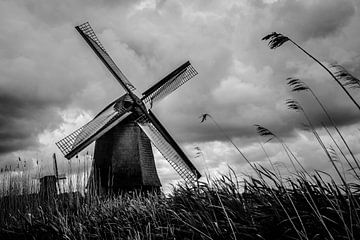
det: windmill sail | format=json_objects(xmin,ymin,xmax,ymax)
[
  {"xmin": 53, "ymin": 153, "xmax": 59, "ymax": 179},
  {"xmin": 136, "ymin": 110, "xmax": 201, "ymax": 182},
  {"xmin": 53, "ymin": 153, "xmax": 66, "ymax": 180},
  {"xmin": 76, "ymin": 22, "xmax": 136, "ymax": 92},
  {"xmin": 56, "ymin": 102, "xmax": 131, "ymax": 159},
  {"xmin": 141, "ymin": 61, "xmax": 198, "ymax": 106}
]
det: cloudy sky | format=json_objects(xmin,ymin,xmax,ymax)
[{"xmin": 1, "ymin": 0, "xmax": 360, "ymax": 189}]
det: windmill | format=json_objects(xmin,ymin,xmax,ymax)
[
  {"xmin": 38, "ymin": 153, "xmax": 66, "ymax": 198},
  {"xmin": 55, "ymin": 22, "xmax": 201, "ymax": 194}
]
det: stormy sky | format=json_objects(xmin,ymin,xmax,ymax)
[{"xmin": 1, "ymin": 0, "xmax": 360, "ymax": 188}]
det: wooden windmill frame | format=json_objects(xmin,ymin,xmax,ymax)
[{"xmin": 56, "ymin": 22, "xmax": 201, "ymax": 193}]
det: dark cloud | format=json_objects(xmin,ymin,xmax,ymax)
[
  {"xmin": 0, "ymin": 0, "xmax": 360, "ymax": 187},
  {"xmin": 270, "ymin": 0, "xmax": 355, "ymax": 42},
  {"xmin": 20, "ymin": 0, "xmax": 141, "ymax": 26},
  {"xmin": 0, "ymin": 89, "xmax": 62, "ymax": 154},
  {"xmin": 0, "ymin": 1, "xmax": 123, "ymax": 163}
]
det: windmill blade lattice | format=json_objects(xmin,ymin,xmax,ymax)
[
  {"xmin": 76, "ymin": 22, "xmax": 136, "ymax": 92},
  {"xmin": 56, "ymin": 104, "xmax": 131, "ymax": 159},
  {"xmin": 142, "ymin": 61, "xmax": 198, "ymax": 106},
  {"xmin": 136, "ymin": 113, "xmax": 200, "ymax": 182}
]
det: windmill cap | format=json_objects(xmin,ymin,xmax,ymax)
[{"xmin": 114, "ymin": 94, "xmax": 135, "ymax": 112}]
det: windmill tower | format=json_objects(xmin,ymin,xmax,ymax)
[
  {"xmin": 38, "ymin": 153, "xmax": 66, "ymax": 198},
  {"xmin": 56, "ymin": 22, "xmax": 201, "ymax": 194}
]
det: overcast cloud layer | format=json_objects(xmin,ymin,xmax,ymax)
[{"xmin": 1, "ymin": 0, "xmax": 360, "ymax": 188}]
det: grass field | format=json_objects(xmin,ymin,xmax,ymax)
[{"xmin": 1, "ymin": 168, "xmax": 360, "ymax": 239}]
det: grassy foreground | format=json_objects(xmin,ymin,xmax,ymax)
[{"xmin": 1, "ymin": 168, "xmax": 360, "ymax": 240}]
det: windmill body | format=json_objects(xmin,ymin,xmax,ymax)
[
  {"xmin": 39, "ymin": 175, "xmax": 57, "ymax": 198},
  {"xmin": 56, "ymin": 22, "xmax": 201, "ymax": 194},
  {"xmin": 38, "ymin": 153, "xmax": 66, "ymax": 199},
  {"xmin": 92, "ymin": 95, "xmax": 161, "ymax": 193}
]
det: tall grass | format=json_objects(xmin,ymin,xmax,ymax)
[
  {"xmin": 1, "ymin": 168, "xmax": 360, "ymax": 239},
  {"xmin": 262, "ymin": 32, "xmax": 360, "ymax": 111},
  {"xmin": 286, "ymin": 77, "xmax": 360, "ymax": 179}
]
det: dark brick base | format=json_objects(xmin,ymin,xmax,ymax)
[{"xmin": 91, "ymin": 113, "xmax": 161, "ymax": 194}]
